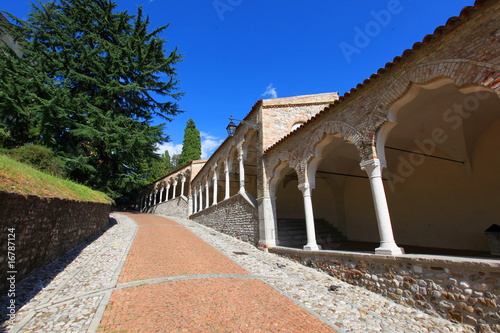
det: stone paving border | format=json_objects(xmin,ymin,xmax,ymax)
[{"xmin": 0, "ymin": 213, "xmax": 138, "ymax": 333}]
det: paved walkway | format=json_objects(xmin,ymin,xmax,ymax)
[
  {"xmin": 98, "ymin": 213, "xmax": 335, "ymax": 332},
  {"xmin": 1, "ymin": 212, "xmax": 474, "ymax": 332}
]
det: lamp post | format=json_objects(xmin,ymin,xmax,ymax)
[{"xmin": 226, "ymin": 115, "xmax": 260, "ymax": 137}]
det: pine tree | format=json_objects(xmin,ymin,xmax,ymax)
[
  {"xmin": 0, "ymin": 0, "xmax": 183, "ymax": 198},
  {"xmin": 178, "ymin": 119, "xmax": 201, "ymax": 166}
]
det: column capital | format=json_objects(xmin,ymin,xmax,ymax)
[
  {"xmin": 360, "ymin": 158, "xmax": 383, "ymax": 178},
  {"xmin": 298, "ymin": 182, "xmax": 314, "ymax": 194}
]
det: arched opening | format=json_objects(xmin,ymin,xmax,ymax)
[
  {"xmin": 228, "ymin": 147, "xmax": 239, "ymax": 197},
  {"xmin": 244, "ymin": 130, "xmax": 258, "ymax": 200},
  {"xmin": 175, "ymin": 175, "xmax": 182, "ymax": 198},
  {"xmin": 380, "ymin": 79, "xmax": 500, "ymax": 255},
  {"xmin": 207, "ymin": 175, "xmax": 213, "ymax": 207},
  {"xmin": 271, "ymin": 163, "xmax": 306, "ymax": 248},
  {"xmin": 183, "ymin": 172, "xmax": 191, "ymax": 198},
  {"xmin": 311, "ymin": 133, "xmax": 377, "ymax": 250},
  {"xmin": 215, "ymin": 159, "xmax": 225, "ymax": 203}
]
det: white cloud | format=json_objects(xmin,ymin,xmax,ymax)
[
  {"xmin": 262, "ymin": 83, "xmax": 278, "ymax": 99},
  {"xmin": 156, "ymin": 141, "xmax": 183, "ymax": 157},
  {"xmin": 200, "ymin": 131, "xmax": 224, "ymax": 159}
]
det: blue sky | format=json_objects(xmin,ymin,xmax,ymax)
[{"xmin": 2, "ymin": 0, "xmax": 474, "ymax": 159}]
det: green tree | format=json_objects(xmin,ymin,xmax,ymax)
[
  {"xmin": 170, "ymin": 153, "xmax": 180, "ymax": 171},
  {"xmin": 0, "ymin": 0, "xmax": 183, "ymax": 198},
  {"xmin": 178, "ymin": 119, "xmax": 201, "ymax": 166},
  {"xmin": 146, "ymin": 151, "xmax": 171, "ymax": 182}
]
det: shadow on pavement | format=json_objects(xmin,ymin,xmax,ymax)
[{"xmin": 0, "ymin": 217, "xmax": 117, "ymax": 331}]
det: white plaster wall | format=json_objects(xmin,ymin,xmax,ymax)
[
  {"xmin": 385, "ymin": 119, "xmax": 500, "ymax": 252},
  {"xmin": 343, "ymin": 171, "xmax": 379, "ymax": 243}
]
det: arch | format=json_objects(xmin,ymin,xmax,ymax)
[
  {"xmin": 377, "ymin": 78, "xmax": 500, "ymax": 253},
  {"xmin": 361, "ymin": 62, "xmax": 500, "ymax": 160},
  {"xmin": 286, "ymin": 116, "xmax": 309, "ymax": 133},
  {"xmin": 303, "ymin": 121, "xmax": 364, "ymax": 165}
]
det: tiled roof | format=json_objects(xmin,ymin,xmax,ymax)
[{"xmin": 263, "ymin": 0, "xmax": 486, "ymax": 154}]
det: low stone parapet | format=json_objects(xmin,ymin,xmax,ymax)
[
  {"xmin": 0, "ymin": 191, "xmax": 111, "ymax": 295},
  {"xmin": 147, "ymin": 196, "xmax": 188, "ymax": 219},
  {"xmin": 190, "ymin": 194, "xmax": 258, "ymax": 244},
  {"xmin": 270, "ymin": 247, "xmax": 500, "ymax": 332}
]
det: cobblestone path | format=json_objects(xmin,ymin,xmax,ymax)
[{"xmin": 0, "ymin": 212, "xmax": 473, "ymax": 332}]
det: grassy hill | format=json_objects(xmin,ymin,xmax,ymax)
[{"xmin": 0, "ymin": 154, "xmax": 113, "ymax": 204}]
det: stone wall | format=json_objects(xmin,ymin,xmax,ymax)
[
  {"xmin": 191, "ymin": 194, "xmax": 259, "ymax": 244},
  {"xmin": 0, "ymin": 191, "xmax": 111, "ymax": 294},
  {"xmin": 261, "ymin": 93, "xmax": 339, "ymax": 150},
  {"xmin": 147, "ymin": 196, "xmax": 188, "ymax": 219},
  {"xmin": 271, "ymin": 247, "xmax": 500, "ymax": 332}
]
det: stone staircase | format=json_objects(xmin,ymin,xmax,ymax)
[{"xmin": 277, "ymin": 218, "xmax": 347, "ymax": 248}]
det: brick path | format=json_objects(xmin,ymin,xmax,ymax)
[{"xmin": 97, "ymin": 213, "xmax": 337, "ymax": 332}]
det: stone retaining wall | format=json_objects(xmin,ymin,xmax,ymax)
[
  {"xmin": 190, "ymin": 194, "xmax": 259, "ymax": 244},
  {"xmin": 146, "ymin": 196, "xmax": 188, "ymax": 219},
  {"xmin": 0, "ymin": 191, "xmax": 111, "ymax": 295},
  {"xmin": 270, "ymin": 247, "xmax": 500, "ymax": 332}
]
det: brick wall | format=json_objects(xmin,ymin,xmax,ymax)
[
  {"xmin": 271, "ymin": 247, "xmax": 500, "ymax": 332},
  {"xmin": 147, "ymin": 196, "xmax": 188, "ymax": 219},
  {"xmin": 190, "ymin": 194, "xmax": 259, "ymax": 244},
  {"xmin": 0, "ymin": 191, "xmax": 110, "ymax": 294}
]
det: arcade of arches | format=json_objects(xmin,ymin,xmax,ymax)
[{"xmin": 139, "ymin": 0, "xmax": 500, "ymax": 258}]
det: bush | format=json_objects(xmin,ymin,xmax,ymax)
[{"xmin": 5, "ymin": 144, "xmax": 67, "ymax": 178}]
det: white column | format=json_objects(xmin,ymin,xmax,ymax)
[
  {"xmin": 360, "ymin": 159, "xmax": 404, "ymax": 255},
  {"xmin": 193, "ymin": 188, "xmax": 198, "ymax": 213},
  {"xmin": 225, "ymin": 166, "xmax": 230, "ymax": 200},
  {"xmin": 238, "ymin": 154, "xmax": 245, "ymax": 194},
  {"xmin": 181, "ymin": 177, "xmax": 186, "ymax": 197},
  {"xmin": 172, "ymin": 181, "xmax": 177, "ymax": 199},
  {"xmin": 199, "ymin": 185, "xmax": 203, "ymax": 211},
  {"xmin": 205, "ymin": 181, "xmax": 210, "ymax": 208},
  {"xmin": 166, "ymin": 184, "xmax": 170, "ymax": 201},
  {"xmin": 298, "ymin": 183, "xmax": 321, "ymax": 251},
  {"xmin": 153, "ymin": 189, "xmax": 158, "ymax": 205},
  {"xmin": 212, "ymin": 173, "xmax": 218, "ymax": 206},
  {"xmin": 148, "ymin": 192, "xmax": 152, "ymax": 206}
]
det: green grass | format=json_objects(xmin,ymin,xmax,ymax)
[{"xmin": 0, "ymin": 154, "xmax": 113, "ymax": 204}]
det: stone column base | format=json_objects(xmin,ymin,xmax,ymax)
[{"xmin": 303, "ymin": 244, "xmax": 322, "ymax": 251}]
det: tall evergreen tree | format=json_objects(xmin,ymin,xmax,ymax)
[
  {"xmin": 0, "ymin": 0, "xmax": 183, "ymax": 197},
  {"xmin": 146, "ymin": 151, "xmax": 171, "ymax": 182},
  {"xmin": 178, "ymin": 119, "xmax": 201, "ymax": 166},
  {"xmin": 170, "ymin": 153, "xmax": 180, "ymax": 171}
]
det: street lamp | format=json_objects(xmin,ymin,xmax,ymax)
[
  {"xmin": 226, "ymin": 115, "xmax": 260, "ymax": 137},
  {"xmin": 226, "ymin": 115, "xmax": 238, "ymax": 137}
]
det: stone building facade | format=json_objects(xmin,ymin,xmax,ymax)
[{"xmin": 140, "ymin": 1, "xmax": 500, "ymax": 329}]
